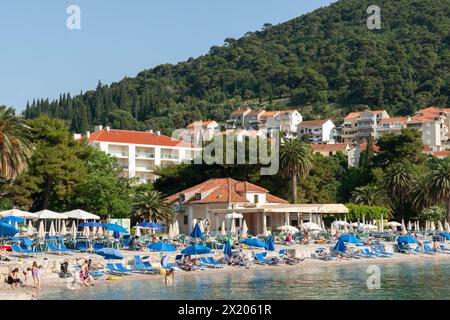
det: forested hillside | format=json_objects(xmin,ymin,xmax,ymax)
[{"xmin": 23, "ymin": 0, "xmax": 450, "ymax": 134}]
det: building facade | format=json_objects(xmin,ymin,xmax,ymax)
[
  {"xmin": 297, "ymin": 119, "xmax": 335, "ymax": 143},
  {"xmin": 81, "ymin": 126, "xmax": 201, "ymax": 184}
]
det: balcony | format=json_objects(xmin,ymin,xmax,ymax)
[
  {"xmin": 136, "ymin": 152, "xmax": 155, "ymax": 159},
  {"xmin": 109, "ymin": 151, "xmax": 128, "ymax": 158},
  {"xmin": 161, "ymin": 154, "xmax": 179, "ymax": 160},
  {"xmin": 135, "ymin": 166, "xmax": 153, "ymax": 172}
]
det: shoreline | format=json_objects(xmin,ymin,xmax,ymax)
[{"xmin": 27, "ymin": 252, "xmax": 450, "ymax": 300}]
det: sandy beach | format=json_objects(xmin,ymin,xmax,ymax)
[{"xmin": 1, "ymin": 243, "xmax": 449, "ymax": 300}]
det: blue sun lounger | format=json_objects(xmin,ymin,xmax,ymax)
[
  {"xmin": 254, "ymin": 252, "xmax": 278, "ymax": 265},
  {"xmin": 12, "ymin": 244, "xmax": 39, "ymax": 256},
  {"xmin": 161, "ymin": 256, "xmax": 181, "ymax": 271},
  {"xmin": 207, "ymin": 257, "xmax": 225, "ymax": 267},
  {"xmin": 58, "ymin": 243, "xmax": 74, "ymax": 253},
  {"xmin": 114, "ymin": 263, "xmax": 135, "ymax": 273},
  {"xmin": 106, "ymin": 263, "xmax": 131, "ymax": 275},
  {"xmin": 372, "ymin": 246, "xmax": 393, "ymax": 257},
  {"xmin": 47, "ymin": 243, "xmax": 65, "ymax": 254},
  {"xmin": 76, "ymin": 241, "xmax": 89, "ymax": 252},
  {"xmin": 134, "ymin": 256, "xmax": 159, "ymax": 273}
]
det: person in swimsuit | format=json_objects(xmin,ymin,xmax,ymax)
[
  {"xmin": 7, "ymin": 268, "xmax": 21, "ymax": 288},
  {"xmin": 31, "ymin": 262, "xmax": 41, "ymax": 288}
]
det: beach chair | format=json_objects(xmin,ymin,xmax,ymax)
[
  {"xmin": 106, "ymin": 263, "xmax": 131, "ymax": 275},
  {"xmin": 254, "ymin": 252, "xmax": 278, "ymax": 265},
  {"xmin": 11, "ymin": 244, "xmax": 38, "ymax": 256},
  {"xmin": 134, "ymin": 256, "xmax": 159, "ymax": 274},
  {"xmin": 94, "ymin": 243, "xmax": 104, "ymax": 251},
  {"xmin": 47, "ymin": 243, "xmax": 63, "ymax": 255},
  {"xmin": 422, "ymin": 244, "xmax": 437, "ymax": 255},
  {"xmin": 59, "ymin": 243, "xmax": 76, "ymax": 253},
  {"xmin": 206, "ymin": 257, "xmax": 225, "ymax": 267},
  {"xmin": 76, "ymin": 241, "xmax": 89, "ymax": 252},
  {"xmin": 114, "ymin": 263, "xmax": 135, "ymax": 273},
  {"xmin": 372, "ymin": 246, "xmax": 393, "ymax": 257},
  {"xmin": 397, "ymin": 243, "xmax": 414, "ymax": 254},
  {"xmin": 199, "ymin": 257, "xmax": 217, "ymax": 268},
  {"xmin": 360, "ymin": 248, "xmax": 380, "ymax": 258},
  {"xmin": 161, "ymin": 256, "xmax": 182, "ymax": 271}
]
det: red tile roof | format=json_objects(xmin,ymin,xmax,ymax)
[
  {"xmin": 311, "ymin": 143, "xmax": 348, "ymax": 152},
  {"xmin": 432, "ymin": 151, "xmax": 450, "ymax": 158},
  {"xmin": 344, "ymin": 112, "xmax": 362, "ymax": 120},
  {"xmin": 423, "ymin": 145, "xmax": 433, "ymax": 152},
  {"xmin": 186, "ymin": 121, "xmax": 217, "ymax": 128},
  {"xmin": 165, "ymin": 178, "xmax": 287, "ymax": 204},
  {"xmin": 299, "ymin": 119, "xmax": 329, "ymax": 126},
  {"xmin": 230, "ymin": 108, "xmax": 251, "ymax": 116},
  {"xmin": 85, "ymin": 129, "xmax": 195, "ymax": 148},
  {"xmin": 359, "ymin": 142, "xmax": 380, "ymax": 152},
  {"xmin": 408, "ymin": 117, "xmax": 437, "ymax": 124}
]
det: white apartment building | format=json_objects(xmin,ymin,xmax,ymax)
[
  {"xmin": 243, "ymin": 109, "xmax": 265, "ymax": 130},
  {"xmin": 227, "ymin": 108, "xmax": 252, "ymax": 128},
  {"xmin": 297, "ymin": 119, "xmax": 335, "ymax": 143},
  {"xmin": 407, "ymin": 118, "xmax": 443, "ymax": 148},
  {"xmin": 178, "ymin": 120, "xmax": 219, "ymax": 146},
  {"xmin": 356, "ymin": 110, "xmax": 390, "ymax": 140},
  {"xmin": 341, "ymin": 112, "xmax": 361, "ymax": 143},
  {"xmin": 376, "ymin": 117, "xmax": 410, "ymax": 136},
  {"xmin": 278, "ymin": 110, "xmax": 303, "ymax": 134},
  {"xmin": 81, "ymin": 126, "xmax": 201, "ymax": 184}
]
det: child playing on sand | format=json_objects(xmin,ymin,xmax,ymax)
[{"xmin": 31, "ymin": 261, "xmax": 41, "ymax": 289}]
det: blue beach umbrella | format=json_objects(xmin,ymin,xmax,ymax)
[
  {"xmin": 266, "ymin": 235, "xmax": 275, "ymax": 251},
  {"xmin": 181, "ymin": 244, "xmax": 212, "ymax": 255},
  {"xmin": 148, "ymin": 242, "xmax": 176, "ymax": 252},
  {"xmin": 0, "ymin": 222, "xmax": 19, "ymax": 237},
  {"xmin": 0, "ymin": 216, "xmax": 24, "ymax": 224},
  {"xmin": 339, "ymin": 234, "xmax": 362, "ymax": 244},
  {"xmin": 241, "ymin": 238, "xmax": 269, "ymax": 249},
  {"xmin": 223, "ymin": 239, "xmax": 232, "ymax": 258},
  {"xmin": 439, "ymin": 232, "xmax": 450, "ymax": 240},
  {"xmin": 190, "ymin": 223, "xmax": 203, "ymax": 239},
  {"xmin": 138, "ymin": 222, "xmax": 164, "ymax": 229},
  {"xmin": 397, "ymin": 236, "xmax": 418, "ymax": 244},
  {"xmin": 334, "ymin": 238, "xmax": 347, "ymax": 252},
  {"xmin": 95, "ymin": 248, "xmax": 124, "ymax": 260},
  {"xmin": 102, "ymin": 223, "xmax": 129, "ymax": 234}
]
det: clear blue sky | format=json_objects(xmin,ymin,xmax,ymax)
[{"xmin": 0, "ymin": 0, "xmax": 334, "ymax": 111}]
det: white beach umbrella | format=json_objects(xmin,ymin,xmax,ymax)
[
  {"xmin": 343, "ymin": 223, "xmax": 348, "ymax": 233},
  {"xmin": 438, "ymin": 221, "xmax": 444, "ymax": 232},
  {"xmin": 97, "ymin": 227, "xmax": 104, "ymax": 237},
  {"xmin": 192, "ymin": 218, "xmax": 197, "ymax": 231},
  {"xmin": 35, "ymin": 210, "xmax": 66, "ymax": 220},
  {"xmin": 387, "ymin": 221, "xmax": 402, "ymax": 228},
  {"xmin": 330, "ymin": 223, "xmax": 336, "ymax": 236},
  {"xmin": 174, "ymin": 220, "xmax": 180, "ymax": 236},
  {"xmin": 83, "ymin": 227, "xmax": 90, "ymax": 237},
  {"xmin": 49, "ymin": 221, "xmax": 56, "ymax": 237},
  {"xmin": 407, "ymin": 221, "xmax": 412, "ymax": 231},
  {"xmin": 38, "ymin": 220, "xmax": 45, "ymax": 238},
  {"xmin": 263, "ymin": 225, "xmax": 269, "ymax": 237},
  {"xmin": 70, "ymin": 221, "xmax": 77, "ymax": 238},
  {"xmin": 26, "ymin": 220, "xmax": 34, "ymax": 236},
  {"xmin": 277, "ymin": 225, "xmax": 299, "ymax": 233},
  {"xmin": 321, "ymin": 220, "xmax": 326, "ymax": 232},
  {"xmin": 225, "ymin": 212, "xmax": 243, "ymax": 219},
  {"xmin": 135, "ymin": 226, "xmax": 141, "ymax": 237},
  {"xmin": 301, "ymin": 222, "xmax": 322, "ymax": 231},
  {"xmin": 241, "ymin": 220, "xmax": 248, "ymax": 239},
  {"xmin": 62, "ymin": 209, "xmax": 100, "ymax": 220},
  {"xmin": 0, "ymin": 209, "xmax": 38, "ymax": 220},
  {"xmin": 333, "ymin": 221, "xmax": 350, "ymax": 227},
  {"xmin": 60, "ymin": 220, "xmax": 67, "ymax": 235},
  {"xmin": 430, "ymin": 221, "xmax": 436, "ymax": 232},
  {"xmin": 220, "ymin": 220, "xmax": 226, "ymax": 236},
  {"xmin": 230, "ymin": 219, "xmax": 236, "ymax": 235},
  {"xmin": 401, "ymin": 219, "xmax": 407, "ymax": 235}
]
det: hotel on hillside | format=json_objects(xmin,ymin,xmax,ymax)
[{"xmin": 76, "ymin": 126, "xmax": 201, "ymax": 184}]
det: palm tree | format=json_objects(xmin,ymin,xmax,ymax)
[
  {"xmin": 131, "ymin": 190, "xmax": 174, "ymax": 224},
  {"xmin": 0, "ymin": 106, "xmax": 32, "ymax": 179},
  {"xmin": 383, "ymin": 162, "xmax": 415, "ymax": 217},
  {"xmin": 279, "ymin": 138, "xmax": 313, "ymax": 203},
  {"xmin": 350, "ymin": 185, "xmax": 390, "ymax": 207},
  {"xmin": 426, "ymin": 159, "xmax": 450, "ymax": 221}
]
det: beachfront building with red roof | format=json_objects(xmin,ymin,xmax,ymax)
[
  {"xmin": 227, "ymin": 107, "xmax": 252, "ymax": 129},
  {"xmin": 297, "ymin": 119, "xmax": 335, "ymax": 143},
  {"xmin": 376, "ymin": 117, "xmax": 410, "ymax": 136},
  {"xmin": 165, "ymin": 178, "xmax": 348, "ymax": 235},
  {"xmin": 80, "ymin": 126, "xmax": 201, "ymax": 184},
  {"xmin": 406, "ymin": 117, "xmax": 443, "ymax": 148}
]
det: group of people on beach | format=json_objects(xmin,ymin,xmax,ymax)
[{"xmin": 7, "ymin": 261, "xmax": 42, "ymax": 289}]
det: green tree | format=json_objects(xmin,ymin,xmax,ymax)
[
  {"xmin": 70, "ymin": 150, "xmax": 132, "ymax": 218},
  {"xmin": 279, "ymin": 138, "xmax": 313, "ymax": 203},
  {"xmin": 131, "ymin": 190, "xmax": 174, "ymax": 223},
  {"xmin": 426, "ymin": 158, "xmax": 450, "ymax": 221},
  {"xmin": 350, "ymin": 185, "xmax": 389, "ymax": 207},
  {"xmin": 0, "ymin": 106, "xmax": 32, "ymax": 179}
]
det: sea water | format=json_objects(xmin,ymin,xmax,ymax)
[{"xmin": 38, "ymin": 259, "xmax": 450, "ymax": 300}]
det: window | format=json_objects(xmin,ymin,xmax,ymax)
[
  {"xmin": 329, "ymin": 151, "xmax": 333, "ymax": 156},
  {"xmin": 195, "ymin": 193, "xmax": 201, "ymax": 200},
  {"xmin": 254, "ymin": 195, "xmax": 259, "ymax": 203},
  {"xmin": 183, "ymin": 215, "xmax": 188, "ymax": 225},
  {"xmin": 179, "ymin": 194, "xmax": 185, "ymax": 203},
  {"xmin": 266, "ymin": 216, "xmax": 271, "ymax": 227}
]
